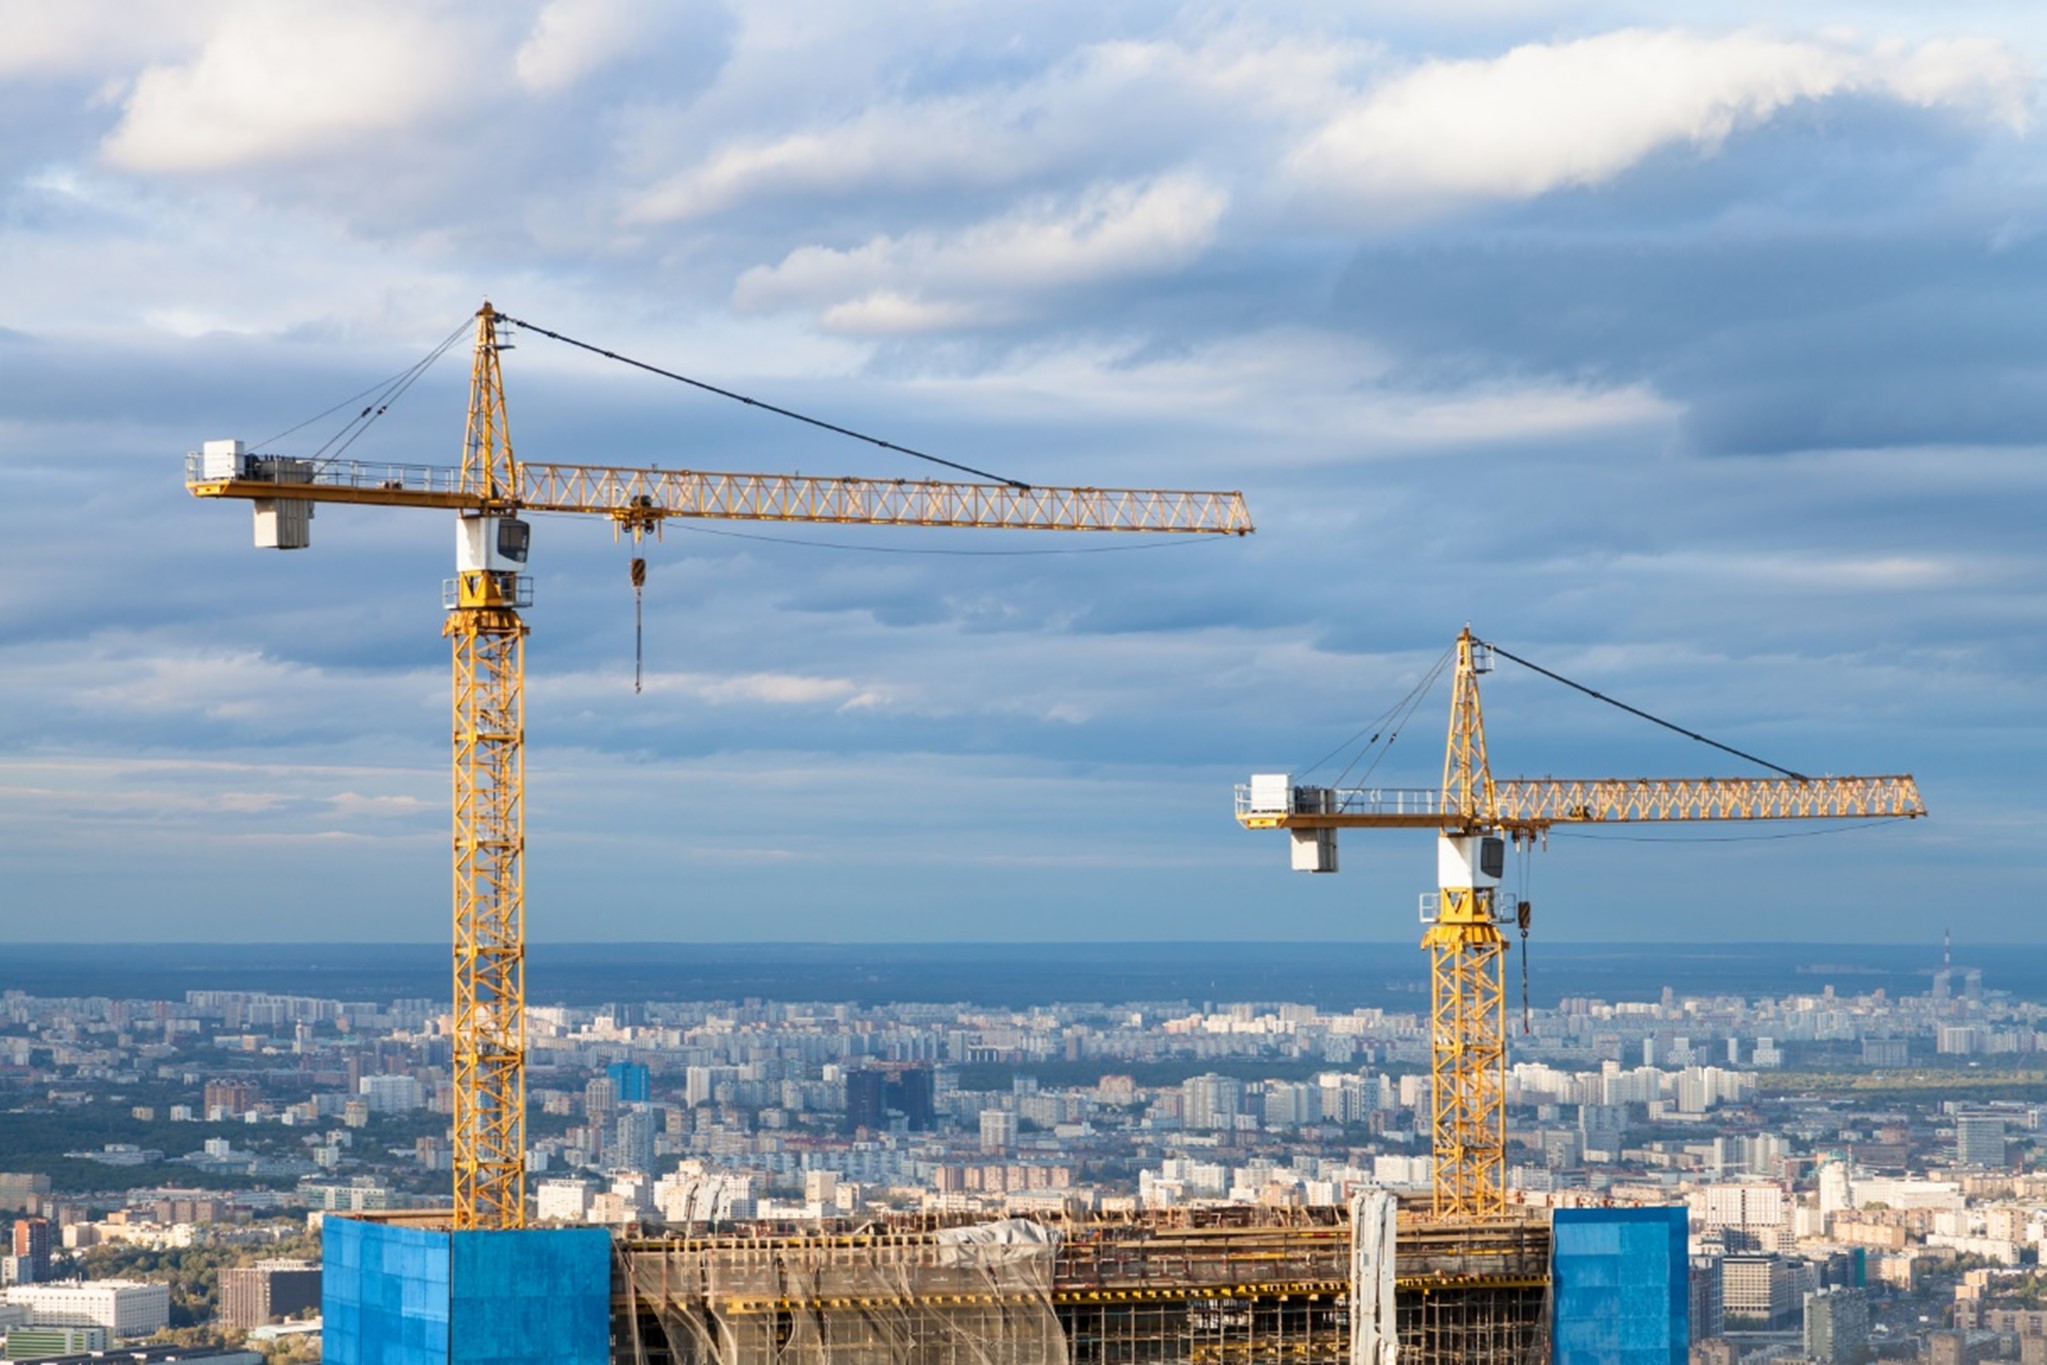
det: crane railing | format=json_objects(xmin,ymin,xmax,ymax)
[
  {"xmin": 1235, "ymin": 784, "xmax": 1449, "ymax": 827},
  {"xmin": 1237, "ymin": 775, "xmax": 1926, "ymax": 830},
  {"xmin": 186, "ymin": 453, "xmax": 1254, "ymax": 533}
]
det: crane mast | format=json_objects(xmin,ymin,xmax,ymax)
[
  {"xmin": 1239, "ymin": 626, "xmax": 1926, "ymax": 1219},
  {"xmin": 446, "ymin": 307, "xmax": 529, "ymax": 1228},
  {"xmin": 190, "ymin": 304, "xmax": 1253, "ymax": 1229},
  {"xmin": 1426, "ymin": 630, "xmax": 1507, "ymax": 1215}
]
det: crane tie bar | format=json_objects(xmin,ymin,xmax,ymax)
[
  {"xmin": 1481, "ymin": 639, "xmax": 1809, "ymax": 781},
  {"xmin": 499, "ymin": 314, "xmax": 1032, "ymax": 490}
]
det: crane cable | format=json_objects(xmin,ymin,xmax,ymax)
[
  {"xmin": 1515, "ymin": 839, "xmax": 1534, "ymax": 1035},
  {"xmin": 1479, "ymin": 639, "xmax": 1811, "ymax": 781},
  {"xmin": 499, "ymin": 314, "xmax": 1032, "ymax": 489},
  {"xmin": 254, "ymin": 320, "xmax": 472, "ymax": 466},
  {"xmin": 1298, "ymin": 644, "xmax": 1456, "ymax": 791},
  {"xmin": 1329, "ymin": 651, "xmax": 1453, "ymax": 792}
]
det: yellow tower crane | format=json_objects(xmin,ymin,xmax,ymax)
[
  {"xmin": 1237, "ymin": 626, "xmax": 1924, "ymax": 1219},
  {"xmin": 190, "ymin": 302, "xmax": 1255, "ymax": 1230}
]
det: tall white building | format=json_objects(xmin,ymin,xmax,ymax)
[
  {"xmin": 1698, "ymin": 1182, "xmax": 1788, "ymax": 1252},
  {"xmin": 1182, "ymin": 1074, "xmax": 1243, "ymax": 1132},
  {"xmin": 6, "ymin": 1280, "xmax": 170, "ymax": 1338},
  {"xmin": 613, "ymin": 1107, "xmax": 658, "ymax": 1175},
  {"xmin": 1262, "ymin": 1082, "xmax": 1320, "ymax": 1129},
  {"xmin": 535, "ymin": 1178, "xmax": 594, "ymax": 1223},
  {"xmin": 1721, "ymin": 1256, "xmax": 1800, "ymax": 1327},
  {"xmin": 1819, "ymin": 1162, "xmax": 1852, "ymax": 1220},
  {"xmin": 980, "ymin": 1109, "xmax": 1019, "ymax": 1153},
  {"xmin": 653, "ymin": 1167, "xmax": 755, "ymax": 1224},
  {"xmin": 358, "ymin": 1074, "xmax": 425, "ymax": 1113}
]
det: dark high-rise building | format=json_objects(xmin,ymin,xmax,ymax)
[
  {"xmin": 11, "ymin": 1218, "xmax": 51, "ymax": 1282},
  {"xmin": 889, "ymin": 1066, "xmax": 935, "ymax": 1132},
  {"xmin": 1689, "ymin": 1256, "xmax": 1724, "ymax": 1342},
  {"xmin": 844, "ymin": 1070, "xmax": 887, "ymax": 1134},
  {"xmin": 844, "ymin": 1065, "xmax": 934, "ymax": 1134}
]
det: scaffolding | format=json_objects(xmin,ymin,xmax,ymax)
[{"xmin": 614, "ymin": 1206, "xmax": 1550, "ymax": 1365}]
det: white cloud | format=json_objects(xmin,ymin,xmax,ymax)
[
  {"xmin": 515, "ymin": 0, "xmax": 661, "ymax": 93},
  {"xmin": 1874, "ymin": 36, "xmax": 2031, "ymax": 128},
  {"xmin": 100, "ymin": 3, "xmax": 480, "ymax": 172},
  {"xmin": 1615, "ymin": 549, "xmax": 1968, "ymax": 591},
  {"xmin": 680, "ymin": 670, "xmax": 893, "ymax": 710},
  {"xmin": 539, "ymin": 668, "xmax": 895, "ymax": 711},
  {"xmin": 625, "ymin": 30, "xmax": 1367, "ymax": 224},
  {"xmin": 1291, "ymin": 28, "xmax": 2033, "ymax": 216},
  {"xmin": 0, "ymin": 0, "xmax": 218, "ymax": 80},
  {"xmin": 733, "ymin": 175, "xmax": 1230, "ymax": 333}
]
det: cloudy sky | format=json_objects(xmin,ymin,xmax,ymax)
[{"xmin": 1, "ymin": 0, "xmax": 2041, "ymax": 949}]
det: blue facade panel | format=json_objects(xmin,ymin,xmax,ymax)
[
  {"xmin": 323, "ymin": 1218, "xmax": 452, "ymax": 1365},
  {"xmin": 452, "ymin": 1226, "xmax": 612, "ymax": 1365},
  {"xmin": 322, "ymin": 1218, "xmax": 609, "ymax": 1365},
  {"xmin": 1553, "ymin": 1206, "xmax": 1688, "ymax": 1365}
]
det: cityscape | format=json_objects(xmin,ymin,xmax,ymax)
[
  {"xmin": 4, "ymin": 940, "xmax": 2047, "ymax": 1363},
  {"xmin": 6, "ymin": 2, "xmax": 2047, "ymax": 1365}
]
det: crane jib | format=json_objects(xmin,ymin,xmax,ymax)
[{"xmin": 185, "ymin": 453, "xmax": 1253, "ymax": 534}]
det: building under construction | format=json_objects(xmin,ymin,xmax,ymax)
[
  {"xmin": 324, "ymin": 1197, "xmax": 1685, "ymax": 1364},
  {"xmin": 614, "ymin": 1202, "xmax": 1556, "ymax": 1365}
]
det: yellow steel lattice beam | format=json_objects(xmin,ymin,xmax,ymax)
[
  {"xmin": 462, "ymin": 306, "xmax": 518, "ymax": 503},
  {"xmin": 185, "ymin": 458, "xmax": 1253, "ymax": 534},
  {"xmin": 445, "ymin": 308, "xmax": 528, "ymax": 1231},
  {"xmin": 1490, "ymin": 773, "xmax": 1926, "ymax": 826},
  {"xmin": 1441, "ymin": 629, "xmax": 1496, "ymax": 830},
  {"xmin": 1237, "ymin": 774, "xmax": 1925, "ymax": 832},
  {"xmin": 1424, "ymin": 892, "xmax": 1507, "ymax": 1218},
  {"xmin": 446, "ymin": 587, "xmax": 527, "ymax": 1229}
]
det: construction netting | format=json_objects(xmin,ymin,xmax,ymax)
[{"xmin": 621, "ymin": 1220, "xmax": 1066, "ymax": 1365}]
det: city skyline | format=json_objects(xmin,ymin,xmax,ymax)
[{"xmin": 3, "ymin": 2, "xmax": 2043, "ymax": 944}]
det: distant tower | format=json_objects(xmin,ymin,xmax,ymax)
[
  {"xmin": 844, "ymin": 1071, "xmax": 886, "ymax": 1135},
  {"xmin": 1944, "ymin": 928, "xmax": 1951, "ymax": 970},
  {"xmin": 11, "ymin": 1219, "xmax": 50, "ymax": 1283},
  {"xmin": 613, "ymin": 1108, "xmax": 658, "ymax": 1176},
  {"xmin": 607, "ymin": 1061, "xmax": 651, "ymax": 1105}
]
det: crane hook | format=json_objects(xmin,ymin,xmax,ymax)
[
  {"xmin": 630, "ymin": 557, "xmax": 647, "ymax": 694},
  {"xmin": 1516, "ymin": 898, "xmax": 1532, "ymax": 1035}
]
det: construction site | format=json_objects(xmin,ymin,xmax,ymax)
[
  {"xmin": 190, "ymin": 307, "xmax": 1920, "ymax": 1364},
  {"xmin": 612, "ymin": 1203, "xmax": 1554, "ymax": 1365}
]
